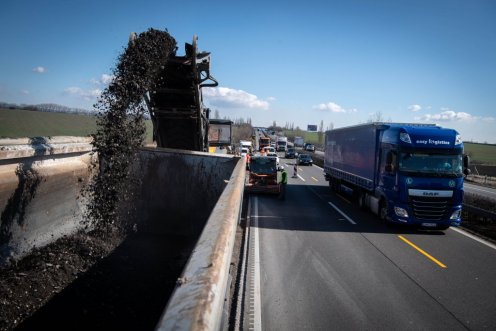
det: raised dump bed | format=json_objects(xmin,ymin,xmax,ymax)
[{"xmin": 0, "ymin": 137, "xmax": 245, "ymax": 330}]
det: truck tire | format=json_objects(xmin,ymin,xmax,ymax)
[
  {"xmin": 358, "ymin": 191, "xmax": 367, "ymax": 211},
  {"xmin": 329, "ymin": 177, "xmax": 339, "ymax": 193},
  {"xmin": 379, "ymin": 199, "xmax": 391, "ymax": 226}
]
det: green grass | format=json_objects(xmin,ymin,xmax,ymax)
[
  {"xmin": 464, "ymin": 142, "xmax": 496, "ymax": 165},
  {"xmin": 0, "ymin": 108, "xmax": 153, "ymax": 142}
]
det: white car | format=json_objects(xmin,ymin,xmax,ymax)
[
  {"xmin": 266, "ymin": 152, "xmax": 280, "ymax": 165},
  {"xmin": 240, "ymin": 147, "xmax": 249, "ymax": 158}
]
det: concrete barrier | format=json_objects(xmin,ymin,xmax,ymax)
[
  {"xmin": 0, "ymin": 137, "xmax": 95, "ymax": 266},
  {"xmin": 1, "ymin": 137, "xmax": 246, "ymax": 329},
  {"xmin": 154, "ymin": 152, "xmax": 245, "ymax": 331}
]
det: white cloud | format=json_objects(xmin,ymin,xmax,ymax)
[
  {"xmin": 415, "ymin": 108, "xmax": 494, "ymax": 122},
  {"xmin": 32, "ymin": 66, "xmax": 46, "ymax": 73},
  {"xmin": 203, "ymin": 87, "xmax": 270, "ymax": 110},
  {"xmin": 64, "ymin": 86, "xmax": 101, "ymax": 100},
  {"xmin": 90, "ymin": 73, "xmax": 115, "ymax": 85},
  {"xmin": 21, "ymin": 89, "xmax": 29, "ymax": 95},
  {"xmin": 313, "ymin": 102, "xmax": 357, "ymax": 113},
  {"xmin": 408, "ymin": 104, "xmax": 422, "ymax": 112}
]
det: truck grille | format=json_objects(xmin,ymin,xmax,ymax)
[{"xmin": 409, "ymin": 197, "xmax": 452, "ymax": 221}]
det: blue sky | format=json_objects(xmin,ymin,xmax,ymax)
[{"xmin": 1, "ymin": 0, "xmax": 495, "ymax": 143}]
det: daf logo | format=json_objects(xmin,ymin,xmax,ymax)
[
  {"xmin": 406, "ymin": 177, "xmax": 413, "ymax": 184},
  {"xmin": 449, "ymin": 180, "xmax": 455, "ymax": 188},
  {"xmin": 423, "ymin": 192, "xmax": 439, "ymax": 196}
]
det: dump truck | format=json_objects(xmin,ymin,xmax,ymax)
[
  {"xmin": 208, "ymin": 119, "xmax": 233, "ymax": 153},
  {"xmin": 324, "ymin": 122, "xmax": 470, "ymax": 230},
  {"xmin": 259, "ymin": 136, "xmax": 271, "ymax": 151},
  {"xmin": 144, "ymin": 35, "xmax": 218, "ymax": 151}
]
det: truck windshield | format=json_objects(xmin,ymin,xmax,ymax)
[
  {"xmin": 250, "ymin": 158, "xmax": 277, "ymax": 175},
  {"xmin": 399, "ymin": 152, "xmax": 463, "ymax": 176}
]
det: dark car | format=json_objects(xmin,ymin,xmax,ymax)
[
  {"xmin": 285, "ymin": 148, "xmax": 298, "ymax": 158},
  {"xmin": 297, "ymin": 154, "xmax": 313, "ymax": 166}
]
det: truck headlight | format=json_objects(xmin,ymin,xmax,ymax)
[
  {"xmin": 394, "ymin": 206, "xmax": 409, "ymax": 218},
  {"xmin": 450, "ymin": 209, "xmax": 461, "ymax": 219}
]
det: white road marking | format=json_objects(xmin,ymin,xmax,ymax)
[
  {"xmin": 297, "ymin": 174, "xmax": 305, "ymax": 181},
  {"xmin": 252, "ymin": 196, "xmax": 262, "ymax": 331},
  {"xmin": 450, "ymin": 227, "xmax": 496, "ymax": 250},
  {"xmin": 328, "ymin": 202, "xmax": 357, "ymax": 225}
]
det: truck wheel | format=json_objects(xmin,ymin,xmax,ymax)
[
  {"xmin": 329, "ymin": 178, "xmax": 338, "ymax": 192},
  {"xmin": 358, "ymin": 191, "xmax": 367, "ymax": 211},
  {"xmin": 379, "ymin": 200, "xmax": 391, "ymax": 226}
]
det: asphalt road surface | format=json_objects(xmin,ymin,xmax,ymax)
[{"xmin": 241, "ymin": 153, "xmax": 496, "ymax": 330}]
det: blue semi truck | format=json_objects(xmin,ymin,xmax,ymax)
[{"xmin": 324, "ymin": 122, "xmax": 470, "ymax": 230}]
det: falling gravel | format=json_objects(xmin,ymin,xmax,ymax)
[{"xmin": 86, "ymin": 28, "xmax": 177, "ymax": 231}]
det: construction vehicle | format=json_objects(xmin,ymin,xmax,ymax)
[
  {"xmin": 259, "ymin": 136, "xmax": 271, "ymax": 151},
  {"xmin": 208, "ymin": 119, "xmax": 233, "ymax": 153},
  {"xmin": 245, "ymin": 156, "xmax": 281, "ymax": 194},
  {"xmin": 144, "ymin": 35, "xmax": 218, "ymax": 151}
]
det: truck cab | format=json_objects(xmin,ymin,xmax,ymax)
[{"xmin": 377, "ymin": 125, "xmax": 466, "ymax": 229}]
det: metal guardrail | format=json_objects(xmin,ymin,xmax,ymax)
[
  {"xmin": 463, "ymin": 204, "xmax": 496, "ymax": 219},
  {"xmin": 155, "ymin": 157, "xmax": 246, "ymax": 331}
]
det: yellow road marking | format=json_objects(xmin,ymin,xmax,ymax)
[
  {"xmin": 398, "ymin": 235, "xmax": 447, "ymax": 268},
  {"xmin": 311, "ymin": 177, "xmax": 318, "ymax": 182}
]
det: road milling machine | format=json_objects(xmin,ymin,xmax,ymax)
[{"xmin": 144, "ymin": 35, "xmax": 218, "ymax": 151}]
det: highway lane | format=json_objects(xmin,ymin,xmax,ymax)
[{"xmin": 242, "ymin": 154, "xmax": 496, "ymax": 330}]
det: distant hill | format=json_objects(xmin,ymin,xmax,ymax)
[{"xmin": 0, "ymin": 101, "xmax": 96, "ymax": 115}]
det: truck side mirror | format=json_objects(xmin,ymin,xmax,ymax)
[{"xmin": 463, "ymin": 155, "xmax": 470, "ymax": 176}]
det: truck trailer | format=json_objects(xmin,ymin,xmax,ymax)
[{"xmin": 324, "ymin": 122, "xmax": 469, "ymax": 230}]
